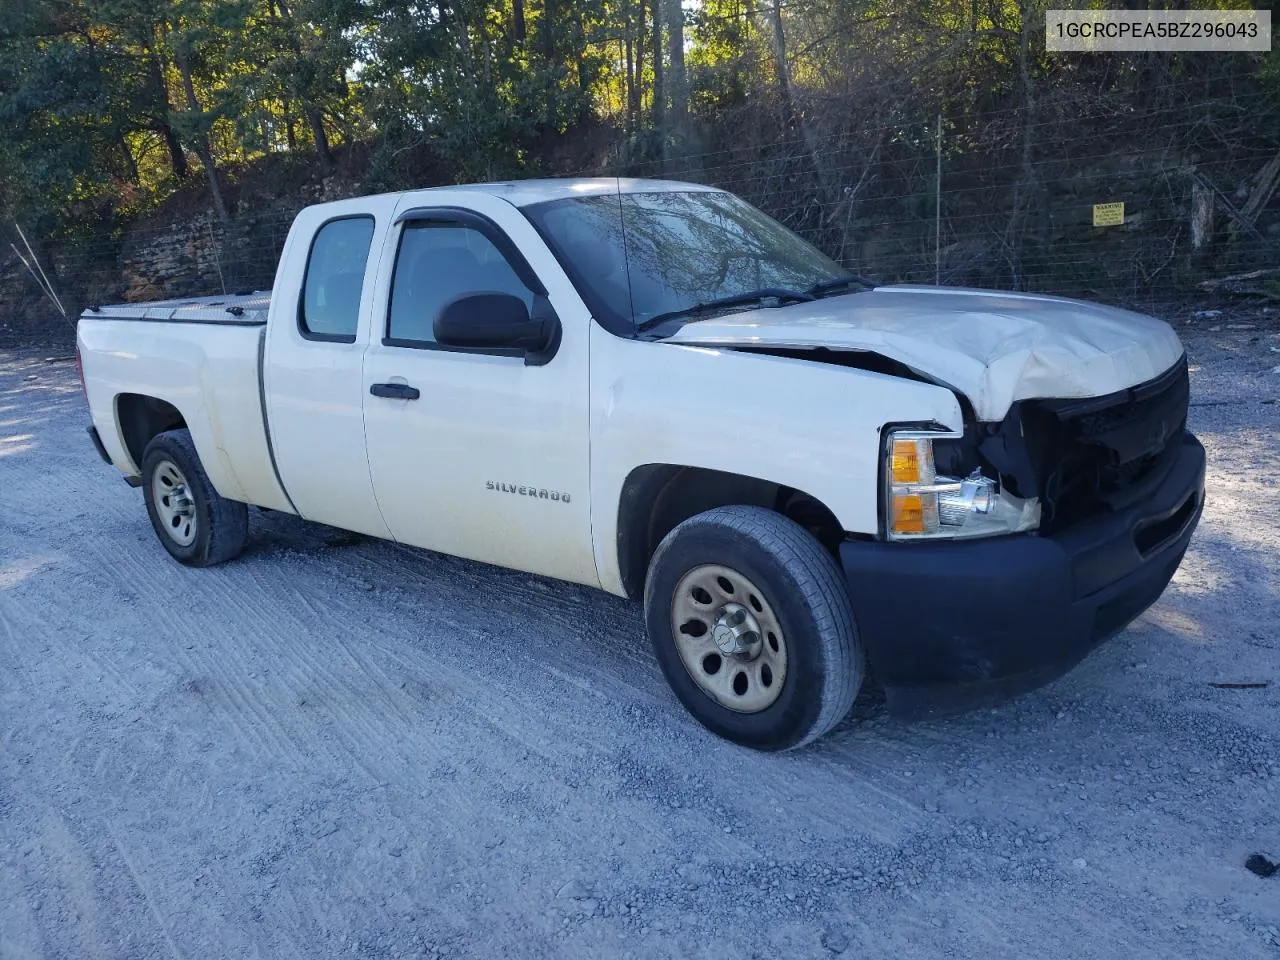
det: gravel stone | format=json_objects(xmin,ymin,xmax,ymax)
[{"xmin": 1, "ymin": 325, "xmax": 1277, "ymax": 959}]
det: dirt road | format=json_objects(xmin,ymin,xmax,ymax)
[{"xmin": 1, "ymin": 326, "xmax": 1278, "ymax": 959}]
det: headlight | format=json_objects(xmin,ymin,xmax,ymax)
[{"xmin": 884, "ymin": 429, "xmax": 1040, "ymax": 541}]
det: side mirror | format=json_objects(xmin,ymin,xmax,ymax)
[{"xmin": 434, "ymin": 292, "xmax": 554, "ymax": 353}]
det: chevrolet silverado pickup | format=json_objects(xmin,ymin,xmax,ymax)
[{"xmin": 76, "ymin": 178, "xmax": 1205, "ymax": 750}]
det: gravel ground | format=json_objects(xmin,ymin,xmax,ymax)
[{"xmin": 1, "ymin": 320, "xmax": 1278, "ymax": 959}]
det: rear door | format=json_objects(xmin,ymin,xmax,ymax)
[
  {"xmin": 263, "ymin": 196, "xmax": 396, "ymax": 538},
  {"xmin": 360, "ymin": 190, "xmax": 598, "ymax": 587}
]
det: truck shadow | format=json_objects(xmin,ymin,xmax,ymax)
[{"xmin": 239, "ymin": 494, "xmax": 1276, "ymax": 758}]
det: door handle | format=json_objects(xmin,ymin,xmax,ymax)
[{"xmin": 370, "ymin": 382, "xmax": 421, "ymax": 400}]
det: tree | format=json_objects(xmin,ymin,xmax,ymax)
[
  {"xmin": 0, "ymin": 1, "xmax": 147, "ymax": 228},
  {"xmin": 0, "ymin": 0, "xmax": 1276, "ymax": 307}
]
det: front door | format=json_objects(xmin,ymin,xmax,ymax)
[{"xmin": 360, "ymin": 191, "xmax": 598, "ymax": 587}]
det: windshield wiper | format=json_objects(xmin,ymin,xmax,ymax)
[
  {"xmin": 808, "ymin": 274, "xmax": 876, "ymax": 297},
  {"xmin": 635, "ymin": 287, "xmax": 815, "ymax": 333}
]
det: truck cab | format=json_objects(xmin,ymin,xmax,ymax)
[{"xmin": 77, "ymin": 178, "xmax": 1205, "ymax": 750}]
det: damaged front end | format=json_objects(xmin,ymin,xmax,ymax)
[
  {"xmin": 836, "ymin": 352, "xmax": 1203, "ymax": 715},
  {"xmin": 938, "ymin": 354, "xmax": 1192, "ymax": 535},
  {"xmin": 738, "ymin": 344, "xmax": 1193, "ymax": 543},
  {"xmin": 732, "ymin": 341, "xmax": 1193, "ymax": 546}
]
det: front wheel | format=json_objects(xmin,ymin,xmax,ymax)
[
  {"xmin": 644, "ymin": 506, "xmax": 863, "ymax": 750},
  {"xmin": 141, "ymin": 428, "xmax": 248, "ymax": 567}
]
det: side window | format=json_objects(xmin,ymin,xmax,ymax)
[
  {"xmin": 387, "ymin": 221, "xmax": 534, "ymax": 346},
  {"xmin": 300, "ymin": 217, "xmax": 375, "ymax": 341}
]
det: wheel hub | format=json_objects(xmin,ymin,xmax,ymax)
[
  {"xmin": 712, "ymin": 603, "xmax": 762, "ymax": 657},
  {"xmin": 152, "ymin": 459, "xmax": 198, "ymax": 547},
  {"xmin": 169, "ymin": 485, "xmax": 194, "ymax": 516},
  {"xmin": 669, "ymin": 564, "xmax": 788, "ymax": 714}
]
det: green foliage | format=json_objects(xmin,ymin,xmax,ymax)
[{"xmin": 0, "ymin": 0, "xmax": 1276, "ymax": 249}]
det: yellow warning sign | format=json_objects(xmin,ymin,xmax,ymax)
[{"xmin": 1093, "ymin": 202, "xmax": 1125, "ymax": 227}]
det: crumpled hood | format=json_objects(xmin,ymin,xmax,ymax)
[{"xmin": 665, "ymin": 285, "xmax": 1185, "ymax": 421}]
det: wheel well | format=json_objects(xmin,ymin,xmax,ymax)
[
  {"xmin": 116, "ymin": 394, "xmax": 186, "ymax": 472},
  {"xmin": 616, "ymin": 464, "xmax": 845, "ymax": 600}
]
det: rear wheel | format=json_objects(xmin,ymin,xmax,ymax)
[
  {"xmin": 141, "ymin": 429, "xmax": 248, "ymax": 566},
  {"xmin": 644, "ymin": 505, "xmax": 862, "ymax": 750}
]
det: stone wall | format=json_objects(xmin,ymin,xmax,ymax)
[
  {"xmin": 117, "ymin": 213, "xmax": 226, "ymax": 303},
  {"xmin": 0, "ymin": 170, "xmax": 361, "ymax": 348}
]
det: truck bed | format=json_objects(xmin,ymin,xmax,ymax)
[
  {"xmin": 83, "ymin": 291, "xmax": 271, "ymax": 325},
  {"xmin": 77, "ymin": 293, "xmax": 293, "ymax": 514}
]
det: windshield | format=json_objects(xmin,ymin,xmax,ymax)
[{"xmin": 524, "ymin": 190, "xmax": 850, "ymax": 335}]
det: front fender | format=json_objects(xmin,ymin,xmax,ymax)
[{"xmin": 588, "ymin": 329, "xmax": 964, "ymax": 595}]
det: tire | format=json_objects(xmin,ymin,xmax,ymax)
[
  {"xmin": 644, "ymin": 505, "xmax": 862, "ymax": 751},
  {"xmin": 141, "ymin": 428, "xmax": 248, "ymax": 567}
]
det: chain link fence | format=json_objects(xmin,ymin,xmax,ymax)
[
  {"xmin": 3, "ymin": 93, "xmax": 1277, "ymax": 345},
  {"xmin": 618, "ymin": 108, "xmax": 1280, "ymax": 313}
]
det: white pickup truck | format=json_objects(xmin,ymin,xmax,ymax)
[{"xmin": 77, "ymin": 178, "xmax": 1205, "ymax": 749}]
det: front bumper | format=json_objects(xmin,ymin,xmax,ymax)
[{"xmin": 840, "ymin": 431, "xmax": 1206, "ymax": 717}]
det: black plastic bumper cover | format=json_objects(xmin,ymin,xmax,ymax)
[{"xmin": 840, "ymin": 432, "xmax": 1206, "ymax": 717}]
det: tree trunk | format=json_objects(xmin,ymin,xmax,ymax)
[
  {"xmin": 666, "ymin": 0, "xmax": 686, "ymax": 142},
  {"xmin": 157, "ymin": 119, "xmax": 189, "ymax": 180},
  {"xmin": 1239, "ymin": 150, "xmax": 1280, "ymax": 224},
  {"xmin": 176, "ymin": 52, "xmax": 231, "ymax": 223},
  {"xmin": 634, "ymin": 0, "xmax": 646, "ymax": 123},
  {"xmin": 306, "ymin": 107, "xmax": 334, "ymax": 174},
  {"xmin": 1006, "ymin": 0, "xmax": 1042, "ymax": 286},
  {"xmin": 765, "ymin": 0, "xmax": 836, "ymax": 231},
  {"xmin": 481, "ymin": 15, "xmax": 493, "ymax": 88},
  {"xmin": 513, "ymin": 0, "xmax": 527, "ymax": 42},
  {"xmin": 573, "ymin": 10, "xmax": 591, "ymax": 124},
  {"xmin": 625, "ymin": 22, "xmax": 635, "ymax": 132},
  {"xmin": 542, "ymin": 0, "xmax": 557, "ymax": 130},
  {"xmin": 450, "ymin": 3, "xmax": 475, "ymax": 73},
  {"xmin": 767, "ymin": 0, "xmax": 792, "ymax": 113},
  {"xmin": 144, "ymin": 48, "xmax": 189, "ymax": 180},
  {"xmin": 120, "ymin": 137, "xmax": 140, "ymax": 184},
  {"xmin": 275, "ymin": 0, "xmax": 335, "ymax": 173},
  {"xmin": 651, "ymin": 0, "xmax": 664, "ymax": 140},
  {"xmin": 1190, "ymin": 178, "xmax": 1215, "ymax": 251}
]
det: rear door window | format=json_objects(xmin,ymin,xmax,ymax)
[{"xmin": 300, "ymin": 217, "xmax": 375, "ymax": 341}]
